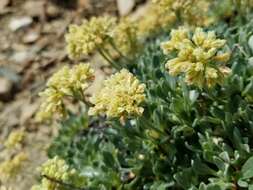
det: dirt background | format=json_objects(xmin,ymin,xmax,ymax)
[{"xmin": 0, "ymin": 0, "xmax": 146, "ymax": 189}]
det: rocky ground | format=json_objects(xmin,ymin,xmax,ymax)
[{"xmin": 0, "ymin": 0, "xmax": 145, "ymax": 189}]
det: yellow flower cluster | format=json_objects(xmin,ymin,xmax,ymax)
[
  {"xmin": 36, "ymin": 88, "xmax": 65, "ymax": 121},
  {"xmin": 36, "ymin": 63, "xmax": 94, "ymax": 121},
  {"xmin": 152, "ymin": 0, "xmax": 174, "ymax": 11},
  {"xmin": 152, "ymin": 0, "xmax": 213, "ymax": 27},
  {"xmin": 137, "ymin": 3, "xmax": 176, "ymax": 37},
  {"xmin": 112, "ymin": 18, "xmax": 139, "ymax": 57},
  {"xmin": 31, "ymin": 156, "xmax": 85, "ymax": 190},
  {"xmin": 161, "ymin": 27, "xmax": 231, "ymax": 88},
  {"xmin": 47, "ymin": 64, "xmax": 95, "ymax": 95},
  {"xmin": 65, "ymin": 16, "xmax": 116, "ymax": 59},
  {"xmin": 40, "ymin": 156, "xmax": 72, "ymax": 181},
  {"xmin": 0, "ymin": 186, "xmax": 12, "ymax": 190},
  {"xmin": 89, "ymin": 69, "xmax": 146, "ymax": 119},
  {"xmin": 0, "ymin": 152, "xmax": 28, "ymax": 182},
  {"xmin": 4, "ymin": 129, "xmax": 25, "ymax": 149}
]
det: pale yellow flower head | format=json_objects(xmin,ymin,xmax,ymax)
[
  {"xmin": 4, "ymin": 129, "xmax": 25, "ymax": 149},
  {"xmin": 112, "ymin": 18, "xmax": 139, "ymax": 57},
  {"xmin": 40, "ymin": 156, "xmax": 71, "ymax": 181},
  {"xmin": 47, "ymin": 63, "xmax": 94, "ymax": 95},
  {"xmin": 161, "ymin": 26, "xmax": 190, "ymax": 53},
  {"xmin": 36, "ymin": 88, "xmax": 65, "ymax": 121},
  {"xmin": 36, "ymin": 63, "xmax": 94, "ymax": 121},
  {"xmin": 0, "ymin": 186, "xmax": 13, "ymax": 190},
  {"xmin": 47, "ymin": 66, "xmax": 71, "ymax": 94},
  {"xmin": 65, "ymin": 16, "xmax": 116, "ymax": 59},
  {"xmin": 70, "ymin": 63, "xmax": 95, "ymax": 92},
  {"xmin": 152, "ymin": 0, "xmax": 214, "ymax": 27},
  {"xmin": 152, "ymin": 0, "xmax": 173, "ymax": 11},
  {"xmin": 89, "ymin": 69, "xmax": 146, "ymax": 119},
  {"xmin": 0, "ymin": 152, "xmax": 28, "ymax": 182},
  {"xmin": 32, "ymin": 156, "xmax": 85, "ymax": 190},
  {"xmin": 162, "ymin": 27, "xmax": 231, "ymax": 88},
  {"xmin": 137, "ymin": 3, "xmax": 176, "ymax": 37},
  {"xmin": 152, "ymin": 0, "xmax": 194, "ymax": 12}
]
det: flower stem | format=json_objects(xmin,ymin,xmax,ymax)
[{"xmin": 98, "ymin": 48, "xmax": 121, "ymax": 70}]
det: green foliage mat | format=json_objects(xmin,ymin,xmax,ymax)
[{"xmin": 48, "ymin": 17, "xmax": 253, "ymax": 190}]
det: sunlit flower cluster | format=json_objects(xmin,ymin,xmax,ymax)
[
  {"xmin": 152, "ymin": 0, "xmax": 213, "ymax": 27},
  {"xmin": 47, "ymin": 64, "xmax": 94, "ymax": 95},
  {"xmin": 152, "ymin": 0, "xmax": 174, "ymax": 11},
  {"xmin": 40, "ymin": 156, "xmax": 73, "ymax": 181},
  {"xmin": 31, "ymin": 156, "xmax": 86, "ymax": 190},
  {"xmin": 112, "ymin": 18, "xmax": 139, "ymax": 57},
  {"xmin": 36, "ymin": 88, "xmax": 65, "ymax": 121},
  {"xmin": 0, "ymin": 186, "xmax": 12, "ymax": 190},
  {"xmin": 4, "ymin": 129, "xmax": 25, "ymax": 149},
  {"xmin": 66, "ymin": 16, "xmax": 116, "ymax": 59},
  {"xmin": 89, "ymin": 69, "xmax": 146, "ymax": 119},
  {"xmin": 36, "ymin": 63, "xmax": 94, "ymax": 121},
  {"xmin": 161, "ymin": 27, "xmax": 231, "ymax": 88},
  {"xmin": 0, "ymin": 152, "xmax": 28, "ymax": 182},
  {"xmin": 137, "ymin": 3, "xmax": 176, "ymax": 37}
]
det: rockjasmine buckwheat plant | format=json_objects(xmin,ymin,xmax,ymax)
[{"xmin": 33, "ymin": 0, "xmax": 253, "ymax": 189}]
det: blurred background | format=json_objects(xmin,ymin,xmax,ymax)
[{"xmin": 0, "ymin": 0, "xmax": 146, "ymax": 189}]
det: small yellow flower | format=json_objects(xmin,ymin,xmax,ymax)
[
  {"xmin": 4, "ymin": 129, "xmax": 25, "ymax": 149},
  {"xmin": 0, "ymin": 152, "xmax": 28, "ymax": 182},
  {"xmin": 162, "ymin": 27, "xmax": 231, "ymax": 88},
  {"xmin": 89, "ymin": 69, "xmax": 146, "ymax": 119},
  {"xmin": 65, "ymin": 16, "xmax": 116, "ymax": 59}
]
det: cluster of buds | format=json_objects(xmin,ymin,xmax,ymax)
[
  {"xmin": 161, "ymin": 27, "xmax": 231, "ymax": 88},
  {"xmin": 152, "ymin": 0, "xmax": 214, "ymax": 26},
  {"xmin": 0, "ymin": 186, "xmax": 13, "ymax": 190},
  {"xmin": 137, "ymin": 3, "xmax": 176, "ymax": 37},
  {"xmin": 36, "ymin": 63, "xmax": 94, "ymax": 121},
  {"xmin": 112, "ymin": 18, "xmax": 139, "ymax": 57},
  {"xmin": 0, "ymin": 152, "xmax": 28, "ymax": 182},
  {"xmin": 66, "ymin": 16, "xmax": 116, "ymax": 59},
  {"xmin": 4, "ymin": 129, "xmax": 25, "ymax": 149},
  {"xmin": 31, "ymin": 156, "xmax": 86, "ymax": 190},
  {"xmin": 89, "ymin": 69, "xmax": 146, "ymax": 120}
]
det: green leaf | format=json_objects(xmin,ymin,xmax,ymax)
[{"xmin": 241, "ymin": 156, "xmax": 253, "ymax": 179}]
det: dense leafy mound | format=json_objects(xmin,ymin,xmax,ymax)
[{"xmin": 32, "ymin": 1, "xmax": 253, "ymax": 190}]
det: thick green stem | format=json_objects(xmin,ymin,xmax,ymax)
[
  {"xmin": 98, "ymin": 48, "xmax": 121, "ymax": 70},
  {"xmin": 109, "ymin": 39, "xmax": 131, "ymax": 62}
]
